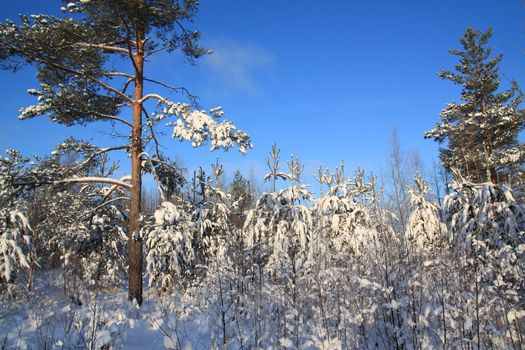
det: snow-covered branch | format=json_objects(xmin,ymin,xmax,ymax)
[
  {"xmin": 58, "ymin": 176, "xmax": 132, "ymax": 190},
  {"xmin": 156, "ymin": 102, "xmax": 252, "ymax": 155},
  {"xmin": 138, "ymin": 94, "xmax": 168, "ymax": 104},
  {"xmin": 73, "ymin": 42, "xmax": 130, "ymax": 54},
  {"xmin": 70, "ymin": 145, "xmax": 129, "ymax": 169},
  {"xmin": 78, "ymin": 196, "xmax": 130, "ymax": 219}
]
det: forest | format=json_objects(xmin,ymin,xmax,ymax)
[{"xmin": 0, "ymin": 1, "xmax": 524, "ymax": 349}]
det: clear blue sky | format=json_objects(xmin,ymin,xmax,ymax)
[{"xmin": 0, "ymin": 1, "xmax": 524, "ymax": 190}]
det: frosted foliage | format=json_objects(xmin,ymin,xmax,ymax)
[
  {"xmin": 314, "ymin": 183, "xmax": 374, "ymax": 257},
  {"xmin": 269, "ymin": 185, "xmax": 313, "ymax": 272},
  {"xmin": 1, "ymin": 144, "xmax": 524, "ymax": 348},
  {"xmin": 0, "ymin": 209, "xmax": 31, "ymax": 282},
  {"xmin": 405, "ymin": 175, "xmax": 446, "ymax": 252},
  {"xmin": 0, "ymin": 151, "xmax": 32, "ymax": 283},
  {"xmin": 82, "ymin": 205, "xmax": 127, "ymax": 286},
  {"xmin": 193, "ymin": 200, "xmax": 230, "ymax": 261},
  {"xmin": 245, "ymin": 183, "xmax": 313, "ymax": 276},
  {"xmin": 33, "ymin": 171, "xmax": 129, "ymax": 288},
  {"xmin": 0, "ymin": 150, "xmax": 27, "ymax": 195},
  {"xmin": 18, "ymin": 86, "xmax": 51, "ymax": 120},
  {"xmin": 0, "ymin": 154, "xmax": 524, "ymax": 348},
  {"xmin": 146, "ymin": 202, "xmax": 193, "ymax": 291},
  {"xmin": 443, "ymin": 180, "xmax": 525, "ymax": 252},
  {"xmin": 244, "ymin": 192, "xmax": 278, "ymax": 249},
  {"xmin": 158, "ymin": 103, "xmax": 252, "ymax": 155}
]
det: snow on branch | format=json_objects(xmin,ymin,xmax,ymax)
[
  {"xmin": 138, "ymin": 94, "xmax": 168, "ymax": 104},
  {"xmin": 154, "ymin": 102, "xmax": 252, "ymax": 155},
  {"xmin": 72, "ymin": 42, "xmax": 130, "ymax": 54},
  {"xmin": 57, "ymin": 176, "xmax": 132, "ymax": 189},
  {"xmin": 0, "ymin": 209, "xmax": 32, "ymax": 282},
  {"xmin": 77, "ymin": 196, "xmax": 130, "ymax": 219},
  {"xmin": 52, "ymin": 139, "xmax": 128, "ymax": 169}
]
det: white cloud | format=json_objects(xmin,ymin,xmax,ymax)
[{"xmin": 202, "ymin": 36, "xmax": 274, "ymax": 94}]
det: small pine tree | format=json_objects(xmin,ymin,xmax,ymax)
[
  {"xmin": 145, "ymin": 201, "xmax": 194, "ymax": 292},
  {"xmin": 0, "ymin": 210, "xmax": 31, "ymax": 285},
  {"xmin": 443, "ymin": 178, "xmax": 525, "ymax": 252},
  {"xmin": 405, "ymin": 174, "xmax": 446, "ymax": 254},
  {"xmin": 229, "ymin": 170, "xmax": 254, "ymax": 216},
  {"xmin": 0, "ymin": 151, "xmax": 33, "ymax": 286}
]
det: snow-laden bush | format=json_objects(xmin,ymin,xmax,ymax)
[
  {"xmin": 0, "ymin": 150, "xmax": 33, "ymax": 288},
  {"xmin": 0, "ymin": 209, "xmax": 32, "ymax": 284},
  {"xmin": 145, "ymin": 201, "xmax": 194, "ymax": 292},
  {"xmin": 54, "ymin": 211, "xmax": 127, "ymax": 290},
  {"xmin": 82, "ymin": 205, "xmax": 128, "ymax": 287},
  {"xmin": 266, "ymin": 184, "xmax": 313, "ymax": 276},
  {"xmin": 1, "ymin": 144, "xmax": 524, "ymax": 349},
  {"xmin": 405, "ymin": 174, "xmax": 446, "ymax": 253},
  {"xmin": 244, "ymin": 192, "xmax": 278, "ymax": 266},
  {"xmin": 314, "ymin": 184, "xmax": 376, "ymax": 258},
  {"xmin": 192, "ymin": 186, "xmax": 231, "ymax": 265},
  {"xmin": 443, "ymin": 180, "xmax": 525, "ymax": 252}
]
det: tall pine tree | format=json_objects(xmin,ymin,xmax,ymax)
[
  {"xmin": 426, "ymin": 27, "xmax": 525, "ymax": 184},
  {"xmin": 0, "ymin": 0, "xmax": 251, "ymax": 305}
]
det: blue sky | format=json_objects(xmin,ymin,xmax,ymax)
[{"xmin": 0, "ymin": 1, "xmax": 524, "ymax": 191}]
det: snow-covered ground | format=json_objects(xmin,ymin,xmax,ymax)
[{"xmin": 0, "ymin": 271, "xmax": 214, "ymax": 350}]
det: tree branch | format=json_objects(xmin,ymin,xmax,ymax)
[
  {"xmin": 94, "ymin": 113, "xmax": 133, "ymax": 127},
  {"xmin": 105, "ymin": 71, "xmax": 136, "ymax": 79},
  {"xmin": 31, "ymin": 57, "xmax": 133, "ymax": 104},
  {"xmin": 13, "ymin": 175, "xmax": 132, "ymax": 190},
  {"xmin": 58, "ymin": 176, "xmax": 132, "ymax": 189},
  {"xmin": 122, "ymin": 78, "xmax": 135, "ymax": 95},
  {"xmin": 142, "ymin": 106, "xmax": 160, "ymax": 158},
  {"xmin": 68, "ymin": 107, "xmax": 133, "ymax": 127},
  {"xmin": 74, "ymin": 145, "xmax": 129, "ymax": 169},
  {"xmin": 1, "ymin": 39, "xmax": 133, "ymax": 103},
  {"xmin": 78, "ymin": 196, "xmax": 130, "ymax": 219},
  {"xmin": 138, "ymin": 94, "xmax": 168, "ymax": 104},
  {"xmin": 143, "ymin": 77, "xmax": 198, "ymax": 105},
  {"xmin": 117, "ymin": 11, "xmax": 140, "ymax": 75},
  {"xmin": 144, "ymin": 45, "xmax": 171, "ymax": 58},
  {"xmin": 73, "ymin": 42, "xmax": 130, "ymax": 54}
]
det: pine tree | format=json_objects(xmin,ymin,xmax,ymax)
[
  {"xmin": 229, "ymin": 170, "xmax": 254, "ymax": 216},
  {"xmin": 146, "ymin": 201, "xmax": 194, "ymax": 292},
  {"xmin": 0, "ymin": 151, "xmax": 33, "ymax": 286},
  {"xmin": 405, "ymin": 174, "xmax": 446, "ymax": 254},
  {"xmin": 442, "ymin": 178, "xmax": 525, "ymax": 252},
  {"xmin": 0, "ymin": 0, "xmax": 251, "ymax": 305},
  {"xmin": 425, "ymin": 27, "xmax": 525, "ymax": 184},
  {"xmin": 191, "ymin": 166, "xmax": 232, "ymax": 267}
]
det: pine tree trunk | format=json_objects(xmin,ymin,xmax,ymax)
[
  {"xmin": 481, "ymin": 95, "xmax": 496, "ymax": 183},
  {"xmin": 128, "ymin": 25, "xmax": 145, "ymax": 305}
]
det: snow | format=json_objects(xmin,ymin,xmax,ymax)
[
  {"xmin": 0, "ymin": 209, "xmax": 32, "ymax": 282},
  {"xmin": 0, "ymin": 272, "xmax": 214, "ymax": 349},
  {"xmin": 279, "ymin": 337, "xmax": 293, "ymax": 347},
  {"xmin": 0, "ymin": 8, "xmax": 524, "ymax": 349},
  {"xmin": 383, "ymin": 300, "xmax": 401, "ymax": 310},
  {"xmin": 507, "ymin": 309, "xmax": 525, "ymax": 323},
  {"xmin": 160, "ymin": 102, "xmax": 252, "ymax": 155},
  {"xmin": 0, "ymin": 164, "xmax": 524, "ymax": 349}
]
